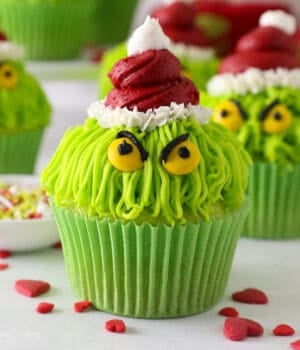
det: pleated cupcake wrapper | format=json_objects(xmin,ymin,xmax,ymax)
[
  {"xmin": 0, "ymin": 2, "xmax": 90, "ymax": 60},
  {"xmin": 51, "ymin": 201, "xmax": 249, "ymax": 318},
  {"xmin": 242, "ymin": 162, "xmax": 300, "ymax": 239},
  {"xmin": 0, "ymin": 128, "xmax": 44, "ymax": 174},
  {"xmin": 87, "ymin": 0, "xmax": 138, "ymax": 45}
]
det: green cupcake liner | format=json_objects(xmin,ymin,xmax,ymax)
[
  {"xmin": 0, "ymin": 128, "xmax": 44, "ymax": 174},
  {"xmin": 87, "ymin": 0, "xmax": 138, "ymax": 45},
  {"xmin": 242, "ymin": 162, "xmax": 300, "ymax": 239},
  {"xmin": 0, "ymin": 2, "xmax": 90, "ymax": 60},
  {"xmin": 51, "ymin": 200, "xmax": 249, "ymax": 318}
]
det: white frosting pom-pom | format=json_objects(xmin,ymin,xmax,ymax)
[
  {"xmin": 259, "ymin": 10, "xmax": 296, "ymax": 35},
  {"xmin": 127, "ymin": 16, "xmax": 170, "ymax": 56}
]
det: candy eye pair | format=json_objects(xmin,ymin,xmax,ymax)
[
  {"xmin": 0, "ymin": 63, "xmax": 18, "ymax": 89},
  {"xmin": 108, "ymin": 131, "xmax": 201, "ymax": 175},
  {"xmin": 212, "ymin": 99, "xmax": 292, "ymax": 134}
]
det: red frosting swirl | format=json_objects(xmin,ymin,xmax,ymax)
[
  {"xmin": 219, "ymin": 24, "xmax": 299, "ymax": 74},
  {"xmin": 105, "ymin": 49, "xmax": 199, "ymax": 112},
  {"xmin": 151, "ymin": 2, "xmax": 209, "ymax": 47}
]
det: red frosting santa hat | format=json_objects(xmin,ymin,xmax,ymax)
[
  {"xmin": 0, "ymin": 32, "xmax": 24, "ymax": 61},
  {"xmin": 207, "ymin": 10, "xmax": 300, "ymax": 96}
]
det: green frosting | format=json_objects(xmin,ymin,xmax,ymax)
[
  {"xmin": 0, "ymin": 60, "xmax": 51, "ymax": 133},
  {"xmin": 42, "ymin": 117, "xmax": 250, "ymax": 226},
  {"xmin": 201, "ymin": 87, "xmax": 300, "ymax": 166},
  {"xmin": 99, "ymin": 42, "xmax": 219, "ymax": 98}
]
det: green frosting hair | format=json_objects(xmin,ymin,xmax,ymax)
[
  {"xmin": 42, "ymin": 117, "xmax": 250, "ymax": 226},
  {"xmin": 202, "ymin": 86, "xmax": 300, "ymax": 166},
  {"xmin": 0, "ymin": 60, "xmax": 51, "ymax": 132}
]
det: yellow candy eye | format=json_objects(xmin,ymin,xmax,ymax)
[
  {"xmin": 160, "ymin": 133, "xmax": 200, "ymax": 175},
  {"xmin": 261, "ymin": 100, "xmax": 292, "ymax": 134},
  {"xmin": 211, "ymin": 99, "xmax": 245, "ymax": 132},
  {"xmin": 108, "ymin": 131, "xmax": 148, "ymax": 172},
  {"xmin": 0, "ymin": 63, "xmax": 18, "ymax": 89}
]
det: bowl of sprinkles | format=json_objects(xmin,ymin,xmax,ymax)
[{"xmin": 0, "ymin": 175, "xmax": 59, "ymax": 251}]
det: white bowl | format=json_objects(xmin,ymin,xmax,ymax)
[{"xmin": 0, "ymin": 175, "xmax": 59, "ymax": 252}]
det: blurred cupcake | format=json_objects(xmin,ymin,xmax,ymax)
[
  {"xmin": 0, "ymin": 33, "xmax": 51, "ymax": 173},
  {"xmin": 42, "ymin": 17, "xmax": 250, "ymax": 318},
  {"xmin": 99, "ymin": 0, "xmax": 219, "ymax": 98},
  {"xmin": 0, "ymin": 0, "xmax": 91, "ymax": 60},
  {"xmin": 87, "ymin": 0, "xmax": 138, "ymax": 46},
  {"xmin": 202, "ymin": 10, "xmax": 300, "ymax": 239}
]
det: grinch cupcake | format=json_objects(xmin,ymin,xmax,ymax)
[
  {"xmin": 42, "ymin": 17, "xmax": 250, "ymax": 318},
  {"xmin": 0, "ymin": 34, "xmax": 51, "ymax": 173},
  {"xmin": 202, "ymin": 10, "xmax": 300, "ymax": 239},
  {"xmin": 99, "ymin": 1, "xmax": 218, "ymax": 98},
  {"xmin": 0, "ymin": 0, "xmax": 91, "ymax": 60}
]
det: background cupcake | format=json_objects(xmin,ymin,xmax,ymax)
[
  {"xmin": 99, "ymin": 0, "xmax": 219, "ymax": 98},
  {"xmin": 0, "ymin": 0, "xmax": 91, "ymax": 60},
  {"xmin": 202, "ymin": 10, "xmax": 300, "ymax": 239},
  {"xmin": 0, "ymin": 33, "xmax": 51, "ymax": 173},
  {"xmin": 42, "ymin": 17, "xmax": 250, "ymax": 318}
]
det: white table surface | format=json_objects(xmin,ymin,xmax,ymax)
[{"xmin": 0, "ymin": 75, "xmax": 299, "ymax": 350}]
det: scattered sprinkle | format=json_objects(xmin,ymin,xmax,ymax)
[
  {"xmin": 219, "ymin": 307, "xmax": 239, "ymax": 317},
  {"xmin": 36, "ymin": 302, "xmax": 54, "ymax": 314},
  {"xmin": 74, "ymin": 301, "xmax": 92, "ymax": 313},
  {"xmin": 273, "ymin": 324, "xmax": 295, "ymax": 336},
  {"xmin": 291, "ymin": 340, "xmax": 300, "ymax": 349},
  {"xmin": 232, "ymin": 288, "xmax": 268, "ymax": 304},
  {"xmin": 15, "ymin": 279, "xmax": 50, "ymax": 297},
  {"xmin": 0, "ymin": 250, "xmax": 11, "ymax": 258},
  {"xmin": 105, "ymin": 319, "xmax": 126, "ymax": 333},
  {"xmin": 223, "ymin": 317, "xmax": 264, "ymax": 341},
  {"xmin": 52, "ymin": 241, "xmax": 62, "ymax": 249},
  {"xmin": 0, "ymin": 263, "xmax": 9, "ymax": 270}
]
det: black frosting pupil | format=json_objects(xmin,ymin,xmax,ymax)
[
  {"xmin": 178, "ymin": 146, "xmax": 190, "ymax": 159},
  {"xmin": 220, "ymin": 109, "xmax": 228, "ymax": 117},
  {"xmin": 118, "ymin": 140, "xmax": 133, "ymax": 155},
  {"xmin": 4, "ymin": 70, "xmax": 12, "ymax": 78},
  {"xmin": 273, "ymin": 112, "xmax": 282, "ymax": 121}
]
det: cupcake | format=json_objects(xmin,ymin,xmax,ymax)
[
  {"xmin": 99, "ymin": 0, "xmax": 219, "ymax": 98},
  {"xmin": 42, "ymin": 17, "xmax": 250, "ymax": 318},
  {"xmin": 202, "ymin": 10, "xmax": 300, "ymax": 239},
  {"xmin": 0, "ymin": 0, "xmax": 91, "ymax": 60},
  {"xmin": 0, "ymin": 33, "xmax": 51, "ymax": 174}
]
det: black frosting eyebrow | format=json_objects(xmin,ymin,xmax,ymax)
[
  {"xmin": 116, "ymin": 130, "xmax": 148, "ymax": 161},
  {"xmin": 160, "ymin": 133, "xmax": 189, "ymax": 162},
  {"xmin": 259, "ymin": 99, "xmax": 281, "ymax": 121},
  {"xmin": 230, "ymin": 99, "xmax": 247, "ymax": 120}
]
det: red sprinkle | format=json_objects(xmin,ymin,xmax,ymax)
[
  {"xmin": 53, "ymin": 241, "xmax": 62, "ymax": 249},
  {"xmin": 0, "ymin": 250, "xmax": 11, "ymax": 258},
  {"xmin": 273, "ymin": 324, "xmax": 295, "ymax": 336},
  {"xmin": 219, "ymin": 307, "xmax": 239, "ymax": 317},
  {"xmin": 15, "ymin": 279, "xmax": 50, "ymax": 297},
  {"xmin": 291, "ymin": 340, "xmax": 300, "ymax": 350},
  {"xmin": 74, "ymin": 301, "xmax": 92, "ymax": 313},
  {"xmin": 27, "ymin": 212, "xmax": 43, "ymax": 219},
  {"xmin": 105, "ymin": 319, "xmax": 126, "ymax": 333},
  {"xmin": 0, "ymin": 263, "xmax": 8, "ymax": 270},
  {"xmin": 232, "ymin": 288, "xmax": 268, "ymax": 304},
  {"xmin": 36, "ymin": 302, "xmax": 54, "ymax": 314},
  {"xmin": 223, "ymin": 317, "xmax": 264, "ymax": 341}
]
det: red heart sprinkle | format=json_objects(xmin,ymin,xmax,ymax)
[
  {"xmin": 291, "ymin": 340, "xmax": 300, "ymax": 350},
  {"xmin": 219, "ymin": 307, "xmax": 239, "ymax": 317},
  {"xmin": 0, "ymin": 263, "xmax": 8, "ymax": 270},
  {"xmin": 105, "ymin": 319, "xmax": 126, "ymax": 333},
  {"xmin": 36, "ymin": 302, "xmax": 54, "ymax": 314},
  {"xmin": 273, "ymin": 324, "xmax": 295, "ymax": 336},
  {"xmin": 232, "ymin": 288, "xmax": 268, "ymax": 304},
  {"xmin": 53, "ymin": 242, "xmax": 62, "ymax": 249},
  {"xmin": 74, "ymin": 301, "xmax": 92, "ymax": 313},
  {"xmin": 223, "ymin": 317, "xmax": 264, "ymax": 341},
  {"xmin": 0, "ymin": 250, "xmax": 11, "ymax": 258},
  {"xmin": 15, "ymin": 279, "xmax": 50, "ymax": 297}
]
